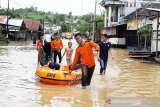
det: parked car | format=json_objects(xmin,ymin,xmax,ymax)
[{"xmin": 65, "ymin": 32, "xmax": 73, "ymax": 39}]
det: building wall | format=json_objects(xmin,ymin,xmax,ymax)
[
  {"xmin": 152, "ymin": 18, "xmax": 160, "ymax": 30},
  {"xmin": 125, "ymin": 2, "xmax": 142, "ymax": 16},
  {"xmin": 118, "ymin": 5, "xmax": 125, "ymax": 23},
  {"xmin": 102, "ymin": 0, "xmax": 158, "ymax": 48},
  {"xmin": 151, "ymin": 18, "xmax": 160, "ymax": 52},
  {"xmin": 103, "ymin": 0, "xmax": 149, "ymax": 27},
  {"xmin": 151, "ymin": 32, "xmax": 160, "ymax": 52}
]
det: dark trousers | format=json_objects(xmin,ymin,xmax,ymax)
[
  {"xmin": 48, "ymin": 62, "xmax": 60, "ymax": 70},
  {"xmin": 81, "ymin": 65, "xmax": 95, "ymax": 86},
  {"xmin": 100, "ymin": 58, "xmax": 108, "ymax": 74},
  {"xmin": 33, "ymin": 37, "xmax": 37, "ymax": 44},
  {"xmin": 54, "ymin": 50, "xmax": 62, "ymax": 63}
]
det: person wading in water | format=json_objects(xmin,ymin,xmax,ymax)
[{"xmin": 70, "ymin": 33, "xmax": 100, "ymax": 89}]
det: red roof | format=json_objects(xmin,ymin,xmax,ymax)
[
  {"xmin": 24, "ymin": 19, "xmax": 40, "ymax": 31},
  {"xmin": 30, "ymin": 21, "xmax": 40, "ymax": 31},
  {"xmin": 0, "ymin": 16, "xmax": 7, "ymax": 24},
  {"xmin": 24, "ymin": 19, "xmax": 32, "ymax": 29}
]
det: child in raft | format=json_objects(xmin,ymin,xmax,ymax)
[{"xmin": 62, "ymin": 42, "xmax": 73, "ymax": 66}]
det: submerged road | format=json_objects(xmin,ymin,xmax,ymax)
[{"xmin": 0, "ymin": 39, "xmax": 160, "ymax": 107}]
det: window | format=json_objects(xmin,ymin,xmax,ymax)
[
  {"xmin": 141, "ymin": 3, "xmax": 144, "ymax": 7},
  {"xmin": 134, "ymin": 2, "xmax": 136, "ymax": 7},
  {"xmin": 120, "ymin": 6, "xmax": 125, "ymax": 17},
  {"xmin": 126, "ymin": 3, "xmax": 128, "ymax": 7},
  {"xmin": 130, "ymin": 3, "xmax": 132, "ymax": 7}
]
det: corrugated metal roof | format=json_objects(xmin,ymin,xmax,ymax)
[
  {"xmin": 147, "ymin": 8, "xmax": 160, "ymax": 20},
  {"xmin": 124, "ymin": 3, "xmax": 160, "ymax": 19},
  {"xmin": 124, "ymin": 8, "xmax": 155, "ymax": 19},
  {"xmin": 8, "ymin": 26, "xmax": 20, "ymax": 31},
  {"xmin": 0, "ymin": 16, "xmax": 7, "ymax": 24},
  {"xmin": 146, "ymin": 8, "xmax": 160, "ymax": 12},
  {"xmin": 8, "ymin": 19, "xmax": 23, "ymax": 27}
]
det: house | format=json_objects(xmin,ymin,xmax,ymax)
[
  {"xmin": 0, "ymin": 16, "xmax": 27, "ymax": 39},
  {"xmin": 0, "ymin": 17, "xmax": 42, "ymax": 40},
  {"xmin": 24, "ymin": 19, "xmax": 41, "ymax": 32},
  {"xmin": 100, "ymin": 0, "xmax": 160, "ymax": 47},
  {"xmin": 147, "ymin": 8, "xmax": 160, "ymax": 58},
  {"xmin": 100, "ymin": 0, "xmax": 145, "ymax": 27},
  {"xmin": 24, "ymin": 19, "xmax": 32, "ymax": 30},
  {"xmin": 8, "ymin": 19, "xmax": 27, "ymax": 40},
  {"xmin": 24, "ymin": 19, "xmax": 42, "ymax": 39},
  {"xmin": 31, "ymin": 20, "xmax": 42, "ymax": 39},
  {"xmin": 151, "ymin": 16, "xmax": 160, "ymax": 54},
  {"xmin": 124, "ymin": 3, "xmax": 159, "ymax": 49}
]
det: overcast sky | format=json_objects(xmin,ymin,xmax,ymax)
[{"xmin": 0, "ymin": 0, "xmax": 103, "ymax": 16}]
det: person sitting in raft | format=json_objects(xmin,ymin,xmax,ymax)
[{"xmin": 39, "ymin": 38, "xmax": 60, "ymax": 70}]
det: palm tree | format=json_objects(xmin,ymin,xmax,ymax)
[{"xmin": 138, "ymin": 24, "xmax": 152, "ymax": 51}]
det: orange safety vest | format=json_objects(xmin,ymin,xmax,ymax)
[
  {"xmin": 36, "ymin": 40, "xmax": 43, "ymax": 52},
  {"xmin": 51, "ymin": 39, "xmax": 63, "ymax": 51},
  {"xmin": 71, "ymin": 41, "xmax": 100, "ymax": 69}
]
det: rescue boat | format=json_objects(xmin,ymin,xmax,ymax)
[{"xmin": 35, "ymin": 66, "xmax": 82, "ymax": 85}]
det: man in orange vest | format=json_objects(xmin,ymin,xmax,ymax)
[
  {"xmin": 36, "ymin": 38, "xmax": 43, "ymax": 62},
  {"xmin": 51, "ymin": 33, "xmax": 63, "ymax": 63},
  {"xmin": 70, "ymin": 33, "xmax": 100, "ymax": 89}
]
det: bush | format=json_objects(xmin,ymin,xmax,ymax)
[{"xmin": 0, "ymin": 26, "xmax": 10, "ymax": 43}]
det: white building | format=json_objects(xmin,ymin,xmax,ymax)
[
  {"xmin": 100, "ymin": 0, "xmax": 160, "ymax": 47},
  {"xmin": 100, "ymin": 0, "xmax": 159, "ymax": 27},
  {"xmin": 149, "ymin": 12, "xmax": 160, "ymax": 53}
]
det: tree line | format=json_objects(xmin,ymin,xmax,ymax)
[{"xmin": 0, "ymin": 6, "xmax": 104, "ymax": 34}]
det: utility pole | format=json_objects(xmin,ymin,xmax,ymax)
[
  {"xmin": 6, "ymin": 0, "xmax": 9, "ymax": 38},
  {"xmin": 69, "ymin": 12, "xmax": 72, "ymax": 32},
  {"xmin": 135, "ymin": 0, "xmax": 139, "ymax": 49},
  {"xmin": 92, "ymin": 0, "xmax": 97, "ymax": 41},
  {"xmin": 42, "ymin": 10, "xmax": 45, "ymax": 35},
  {"xmin": 156, "ymin": 12, "xmax": 159, "ymax": 58},
  {"xmin": 89, "ymin": 15, "xmax": 92, "ymax": 37}
]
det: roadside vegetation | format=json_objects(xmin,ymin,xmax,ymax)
[{"xmin": 0, "ymin": 6, "xmax": 104, "ymax": 34}]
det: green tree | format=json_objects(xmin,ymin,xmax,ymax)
[
  {"xmin": 76, "ymin": 20, "xmax": 90, "ymax": 33},
  {"xmin": 0, "ymin": 6, "xmax": 104, "ymax": 36},
  {"xmin": 0, "ymin": 26, "xmax": 3, "ymax": 36},
  {"xmin": 81, "ymin": 14, "xmax": 92, "ymax": 22},
  {"xmin": 58, "ymin": 21, "xmax": 67, "ymax": 32},
  {"xmin": 96, "ymin": 15, "xmax": 104, "ymax": 29},
  {"xmin": 75, "ymin": 14, "xmax": 104, "ymax": 34},
  {"xmin": 138, "ymin": 24, "xmax": 152, "ymax": 50}
]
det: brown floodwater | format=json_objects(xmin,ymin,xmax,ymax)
[{"xmin": 0, "ymin": 40, "xmax": 160, "ymax": 107}]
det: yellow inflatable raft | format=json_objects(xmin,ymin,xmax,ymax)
[{"xmin": 36, "ymin": 66, "xmax": 82, "ymax": 85}]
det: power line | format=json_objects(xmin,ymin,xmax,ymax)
[
  {"xmin": 92, "ymin": 0, "xmax": 97, "ymax": 40},
  {"xmin": 80, "ymin": 0, "xmax": 84, "ymax": 16},
  {"xmin": 1, "ymin": 0, "xmax": 35, "ymax": 9},
  {"xmin": 12, "ymin": 0, "xmax": 24, "ymax": 7},
  {"xmin": 97, "ymin": 0, "xmax": 103, "ymax": 16}
]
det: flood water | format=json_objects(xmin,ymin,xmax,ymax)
[{"xmin": 0, "ymin": 40, "xmax": 160, "ymax": 107}]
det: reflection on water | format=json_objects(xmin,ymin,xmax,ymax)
[
  {"xmin": 36, "ymin": 82, "xmax": 93, "ymax": 107},
  {"xmin": 0, "ymin": 40, "xmax": 160, "ymax": 107}
]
